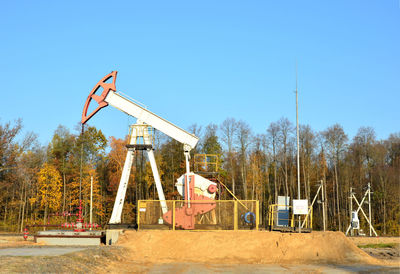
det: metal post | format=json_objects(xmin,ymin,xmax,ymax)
[
  {"xmin": 172, "ymin": 201, "xmax": 175, "ymax": 231},
  {"xmin": 90, "ymin": 176, "xmax": 93, "ymax": 230},
  {"xmin": 256, "ymin": 201, "xmax": 259, "ymax": 230},
  {"xmin": 322, "ymin": 180, "xmax": 326, "ymax": 231},
  {"xmin": 234, "ymin": 200, "xmax": 238, "ymax": 230},
  {"xmin": 349, "ymin": 187, "xmax": 353, "ymax": 236},
  {"xmin": 296, "ymin": 62, "xmax": 301, "ymax": 233},
  {"xmin": 137, "ymin": 201, "xmax": 140, "ymax": 231},
  {"xmin": 184, "ymin": 149, "xmax": 191, "ymax": 208},
  {"xmin": 368, "ymin": 183, "xmax": 372, "ymax": 237}
]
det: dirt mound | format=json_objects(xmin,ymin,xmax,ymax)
[{"xmin": 117, "ymin": 230, "xmax": 381, "ymax": 265}]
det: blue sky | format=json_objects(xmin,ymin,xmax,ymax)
[{"xmin": 1, "ymin": 0, "xmax": 399, "ymax": 145}]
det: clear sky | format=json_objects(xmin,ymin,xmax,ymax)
[{"xmin": 1, "ymin": 1, "xmax": 399, "ymax": 145}]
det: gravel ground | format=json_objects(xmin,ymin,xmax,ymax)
[
  {"xmin": 0, "ymin": 247, "xmax": 85, "ymax": 256},
  {"xmin": 0, "ymin": 246, "xmax": 126, "ymax": 273},
  {"xmin": 360, "ymin": 245, "xmax": 400, "ymax": 261}
]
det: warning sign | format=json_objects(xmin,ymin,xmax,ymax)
[{"xmin": 293, "ymin": 199, "xmax": 308, "ymax": 215}]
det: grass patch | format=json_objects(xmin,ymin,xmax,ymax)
[{"xmin": 358, "ymin": 243, "xmax": 397, "ymax": 249}]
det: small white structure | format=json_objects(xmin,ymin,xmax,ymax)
[{"xmin": 351, "ymin": 211, "xmax": 360, "ymax": 230}]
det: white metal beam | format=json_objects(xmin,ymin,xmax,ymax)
[
  {"xmin": 109, "ymin": 149, "xmax": 135, "ymax": 224},
  {"xmin": 105, "ymin": 92, "xmax": 199, "ymax": 149}
]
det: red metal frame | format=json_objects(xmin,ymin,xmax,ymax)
[
  {"xmin": 23, "ymin": 228, "xmax": 28, "ymax": 241},
  {"xmin": 81, "ymin": 71, "xmax": 118, "ymax": 124},
  {"xmin": 74, "ymin": 200, "xmax": 85, "ymax": 232},
  {"xmin": 23, "ymin": 199, "xmax": 101, "ymax": 238}
]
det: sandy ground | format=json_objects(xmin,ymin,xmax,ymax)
[
  {"xmin": 116, "ymin": 230, "xmax": 382, "ymax": 265},
  {"xmin": 349, "ymin": 236, "xmax": 400, "ymax": 245},
  {"xmin": 103, "ymin": 230, "xmax": 399, "ymax": 273},
  {"xmin": 0, "ymin": 231, "xmax": 399, "ymax": 273}
]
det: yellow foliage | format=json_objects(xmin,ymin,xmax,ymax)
[
  {"xmin": 37, "ymin": 163, "xmax": 62, "ymax": 211},
  {"xmin": 82, "ymin": 168, "xmax": 105, "ymax": 219},
  {"xmin": 28, "ymin": 197, "xmax": 37, "ymax": 206},
  {"xmin": 69, "ymin": 166, "xmax": 105, "ymax": 221}
]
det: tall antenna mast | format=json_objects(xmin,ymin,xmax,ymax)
[
  {"xmin": 296, "ymin": 63, "xmax": 300, "ymax": 199},
  {"xmin": 296, "ymin": 61, "xmax": 301, "ymax": 232}
]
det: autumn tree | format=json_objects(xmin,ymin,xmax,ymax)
[
  {"xmin": 37, "ymin": 163, "xmax": 62, "ymax": 224},
  {"xmin": 17, "ymin": 147, "xmax": 45, "ymax": 231},
  {"xmin": 47, "ymin": 125, "xmax": 74, "ymax": 214},
  {"xmin": 299, "ymin": 124, "xmax": 316, "ymax": 201},
  {"xmin": 81, "ymin": 168, "xmax": 104, "ymax": 222},
  {"xmin": 202, "ymin": 123, "xmax": 223, "ymax": 156}
]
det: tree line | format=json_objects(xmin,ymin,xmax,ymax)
[{"xmin": 0, "ymin": 117, "xmax": 398, "ymax": 235}]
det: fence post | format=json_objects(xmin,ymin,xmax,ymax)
[
  {"xmin": 234, "ymin": 200, "xmax": 238, "ymax": 230},
  {"xmin": 172, "ymin": 201, "xmax": 175, "ymax": 231},
  {"xmin": 256, "ymin": 200, "xmax": 259, "ymax": 230},
  {"xmin": 291, "ymin": 209, "xmax": 294, "ymax": 227},
  {"xmin": 137, "ymin": 200, "xmax": 140, "ymax": 231},
  {"xmin": 268, "ymin": 205, "xmax": 272, "ymax": 227}
]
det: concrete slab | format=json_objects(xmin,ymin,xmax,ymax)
[
  {"xmin": 35, "ymin": 237, "xmax": 101, "ymax": 246},
  {"xmin": 34, "ymin": 230, "xmax": 104, "ymax": 245},
  {"xmin": 106, "ymin": 229, "xmax": 124, "ymax": 245},
  {"xmin": 0, "ymin": 247, "xmax": 85, "ymax": 256}
]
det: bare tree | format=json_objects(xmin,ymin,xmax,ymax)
[
  {"xmin": 267, "ymin": 122, "xmax": 280, "ymax": 203},
  {"xmin": 236, "ymin": 120, "xmax": 252, "ymax": 199},
  {"xmin": 322, "ymin": 123, "xmax": 348, "ymax": 231},
  {"xmin": 277, "ymin": 117, "xmax": 294, "ymax": 199},
  {"xmin": 220, "ymin": 118, "xmax": 238, "ymax": 195},
  {"xmin": 299, "ymin": 124, "xmax": 316, "ymax": 201},
  {"xmin": 188, "ymin": 123, "xmax": 203, "ymax": 157},
  {"xmin": 353, "ymin": 127, "xmax": 376, "ymax": 182}
]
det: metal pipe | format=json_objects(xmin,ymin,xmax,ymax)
[
  {"xmin": 368, "ymin": 183, "xmax": 372, "ymax": 237},
  {"xmin": 322, "ymin": 180, "xmax": 326, "ymax": 231},
  {"xmin": 90, "ymin": 176, "xmax": 93, "ymax": 231},
  {"xmin": 349, "ymin": 187, "xmax": 353, "ymax": 236},
  {"xmin": 296, "ymin": 62, "xmax": 301, "ymax": 233}
]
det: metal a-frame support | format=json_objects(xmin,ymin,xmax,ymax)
[
  {"xmin": 345, "ymin": 183, "xmax": 378, "ymax": 237},
  {"xmin": 109, "ymin": 123, "xmax": 167, "ymax": 224},
  {"xmin": 300, "ymin": 181, "xmax": 325, "ymax": 229}
]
